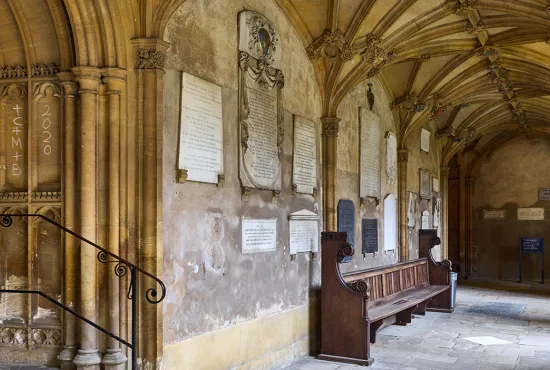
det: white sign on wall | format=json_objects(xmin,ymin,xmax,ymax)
[
  {"xmin": 383, "ymin": 194, "xmax": 397, "ymax": 251},
  {"xmin": 517, "ymin": 208, "xmax": 545, "ymax": 221},
  {"xmin": 293, "ymin": 116, "xmax": 317, "ymax": 195},
  {"xmin": 421, "ymin": 128, "xmax": 431, "ymax": 153},
  {"xmin": 289, "ymin": 210, "xmax": 320, "ymax": 255},
  {"xmin": 242, "ymin": 219, "xmax": 277, "ymax": 254}
]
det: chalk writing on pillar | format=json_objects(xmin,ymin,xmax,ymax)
[
  {"xmin": 41, "ymin": 104, "xmax": 52, "ymax": 155},
  {"xmin": 11, "ymin": 104, "xmax": 23, "ymax": 176}
]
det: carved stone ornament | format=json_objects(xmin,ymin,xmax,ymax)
[
  {"xmin": 307, "ymin": 29, "xmax": 355, "ymax": 61},
  {"xmin": 0, "ymin": 65, "xmax": 27, "ymax": 79},
  {"xmin": 455, "ymin": 0, "xmax": 477, "ymax": 16},
  {"xmin": 476, "ymin": 46, "xmax": 499, "ymax": 57},
  {"xmin": 391, "ymin": 93, "xmax": 424, "ymax": 112},
  {"xmin": 322, "ymin": 117, "xmax": 340, "ymax": 137},
  {"xmin": 238, "ymin": 11, "xmax": 285, "ymax": 194},
  {"xmin": 440, "ymin": 167, "xmax": 450, "ymax": 177},
  {"xmin": 397, "ymin": 149, "xmax": 409, "ymax": 163},
  {"xmin": 436, "ymin": 125, "xmax": 462, "ymax": 142},
  {"xmin": 467, "ymin": 20, "xmax": 485, "ymax": 34},
  {"xmin": 31, "ymin": 328, "xmax": 62, "ymax": 346},
  {"xmin": 137, "ymin": 48, "xmax": 166, "ymax": 70},
  {"xmin": 32, "ymin": 63, "xmax": 60, "ymax": 77},
  {"xmin": 0, "ymin": 327, "xmax": 27, "ymax": 346}
]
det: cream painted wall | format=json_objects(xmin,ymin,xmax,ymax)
[{"xmin": 162, "ymin": 1, "xmax": 322, "ymax": 369}]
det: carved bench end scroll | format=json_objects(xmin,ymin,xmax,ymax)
[
  {"xmin": 337, "ymin": 243, "xmax": 354, "ymax": 263},
  {"xmin": 429, "ymin": 236, "xmax": 452, "ymax": 270},
  {"xmin": 346, "ymin": 279, "xmax": 370, "ymax": 298}
]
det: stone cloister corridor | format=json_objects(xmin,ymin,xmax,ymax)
[{"xmin": 1, "ymin": 0, "xmax": 550, "ymax": 369}]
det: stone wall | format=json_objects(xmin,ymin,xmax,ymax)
[
  {"xmin": 471, "ymin": 138, "xmax": 550, "ymax": 281},
  {"xmin": 162, "ymin": 1, "xmax": 322, "ymax": 368}
]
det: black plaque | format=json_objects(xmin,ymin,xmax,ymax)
[
  {"xmin": 337, "ymin": 199, "xmax": 355, "ymax": 246},
  {"xmin": 362, "ymin": 218, "xmax": 378, "ymax": 254}
]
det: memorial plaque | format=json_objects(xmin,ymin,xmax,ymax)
[
  {"xmin": 539, "ymin": 188, "xmax": 550, "ymax": 200},
  {"xmin": 293, "ymin": 116, "xmax": 317, "ymax": 194},
  {"xmin": 289, "ymin": 210, "xmax": 320, "ymax": 254},
  {"xmin": 483, "ymin": 209, "xmax": 506, "ymax": 220},
  {"xmin": 433, "ymin": 178, "xmax": 439, "ymax": 193},
  {"xmin": 386, "ymin": 132, "xmax": 397, "ymax": 185},
  {"xmin": 421, "ymin": 210, "xmax": 430, "ymax": 229},
  {"xmin": 419, "ymin": 169, "xmax": 431, "ymax": 199},
  {"xmin": 238, "ymin": 11, "xmax": 284, "ymax": 193},
  {"xmin": 178, "ymin": 73, "xmax": 223, "ymax": 184},
  {"xmin": 518, "ymin": 208, "xmax": 545, "ymax": 221},
  {"xmin": 383, "ymin": 194, "xmax": 397, "ymax": 251},
  {"xmin": 362, "ymin": 218, "xmax": 378, "ymax": 254},
  {"xmin": 242, "ymin": 219, "xmax": 277, "ymax": 254},
  {"xmin": 421, "ymin": 128, "xmax": 430, "ymax": 153},
  {"xmin": 521, "ymin": 237, "xmax": 544, "ymax": 253},
  {"xmin": 360, "ymin": 109, "xmax": 381, "ymax": 199},
  {"xmin": 407, "ymin": 192, "xmax": 417, "ymax": 228},
  {"xmin": 338, "ymin": 200, "xmax": 355, "ymax": 246}
]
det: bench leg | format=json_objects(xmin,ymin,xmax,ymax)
[
  {"xmin": 413, "ymin": 299, "xmax": 432, "ymax": 316},
  {"xmin": 370, "ymin": 320, "xmax": 384, "ymax": 344},
  {"xmin": 396, "ymin": 306, "xmax": 417, "ymax": 326}
]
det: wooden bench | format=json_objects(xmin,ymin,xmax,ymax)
[{"xmin": 318, "ymin": 232, "xmax": 452, "ymax": 366}]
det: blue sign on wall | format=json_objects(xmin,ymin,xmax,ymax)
[{"xmin": 520, "ymin": 237, "xmax": 544, "ymax": 253}]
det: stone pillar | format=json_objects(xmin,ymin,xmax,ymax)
[
  {"xmin": 101, "ymin": 68, "xmax": 128, "ymax": 369},
  {"xmin": 72, "ymin": 66, "xmax": 102, "ymax": 370},
  {"xmin": 132, "ymin": 38, "xmax": 169, "ymax": 370},
  {"xmin": 321, "ymin": 117, "xmax": 340, "ymax": 231},
  {"xmin": 465, "ymin": 176, "xmax": 475, "ymax": 279},
  {"xmin": 398, "ymin": 149, "xmax": 409, "ymax": 262},
  {"xmin": 57, "ymin": 72, "xmax": 78, "ymax": 370},
  {"xmin": 458, "ymin": 155, "xmax": 467, "ymax": 279},
  {"xmin": 440, "ymin": 167, "xmax": 450, "ymax": 259}
]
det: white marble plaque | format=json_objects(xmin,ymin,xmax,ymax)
[
  {"xmin": 421, "ymin": 128, "xmax": 430, "ymax": 153},
  {"xmin": 242, "ymin": 84, "xmax": 281, "ymax": 190},
  {"xmin": 433, "ymin": 178, "xmax": 440, "ymax": 193},
  {"xmin": 383, "ymin": 194, "xmax": 397, "ymax": 251},
  {"xmin": 289, "ymin": 210, "xmax": 320, "ymax": 254},
  {"xmin": 483, "ymin": 209, "xmax": 505, "ymax": 220},
  {"xmin": 360, "ymin": 109, "xmax": 381, "ymax": 199},
  {"xmin": 422, "ymin": 210, "xmax": 430, "ymax": 229},
  {"xmin": 386, "ymin": 132, "xmax": 397, "ymax": 185},
  {"xmin": 420, "ymin": 169, "xmax": 431, "ymax": 199},
  {"xmin": 407, "ymin": 192, "xmax": 417, "ymax": 228},
  {"xmin": 242, "ymin": 219, "xmax": 277, "ymax": 254},
  {"xmin": 517, "ymin": 208, "xmax": 545, "ymax": 221},
  {"xmin": 178, "ymin": 73, "xmax": 223, "ymax": 183},
  {"xmin": 293, "ymin": 117, "xmax": 317, "ymax": 194}
]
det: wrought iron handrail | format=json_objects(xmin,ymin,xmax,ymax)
[{"xmin": 0, "ymin": 213, "xmax": 166, "ymax": 369}]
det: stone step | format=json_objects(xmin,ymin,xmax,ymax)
[{"xmin": 0, "ymin": 365, "xmax": 59, "ymax": 370}]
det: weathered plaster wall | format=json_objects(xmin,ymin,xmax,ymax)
[
  {"xmin": 162, "ymin": 1, "xmax": 322, "ymax": 368},
  {"xmin": 406, "ymin": 125, "xmax": 442, "ymax": 261},
  {"xmin": 472, "ymin": 138, "xmax": 550, "ymax": 281},
  {"xmin": 335, "ymin": 78, "xmax": 399, "ymax": 272}
]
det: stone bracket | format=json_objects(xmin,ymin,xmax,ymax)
[
  {"xmin": 176, "ymin": 169, "xmax": 188, "ymax": 184},
  {"xmin": 272, "ymin": 190, "xmax": 281, "ymax": 204},
  {"xmin": 217, "ymin": 174, "xmax": 225, "ymax": 188},
  {"xmin": 361, "ymin": 196, "xmax": 381, "ymax": 207}
]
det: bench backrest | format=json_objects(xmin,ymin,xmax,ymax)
[{"xmin": 343, "ymin": 259, "xmax": 429, "ymax": 305}]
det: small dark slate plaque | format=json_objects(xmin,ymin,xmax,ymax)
[
  {"xmin": 337, "ymin": 200, "xmax": 355, "ymax": 246},
  {"xmin": 362, "ymin": 218, "xmax": 378, "ymax": 254}
]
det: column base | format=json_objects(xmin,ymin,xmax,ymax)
[
  {"xmin": 58, "ymin": 345, "xmax": 77, "ymax": 370},
  {"xmin": 73, "ymin": 349, "xmax": 102, "ymax": 369},
  {"xmin": 102, "ymin": 348, "xmax": 128, "ymax": 368}
]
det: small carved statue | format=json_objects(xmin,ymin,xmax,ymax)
[{"xmin": 367, "ymin": 83, "xmax": 375, "ymax": 111}]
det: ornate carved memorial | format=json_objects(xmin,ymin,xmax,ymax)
[
  {"xmin": 362, "ymin": 218, "xmax": 378, "ymax": 254},
  {"xmin": 383, "ymin": 194, "xmax": 397, "ymax": 251},
  {"xmin": 386, "ymin": 132, "xmax": 397, "ymax": 185},
  {"xmin": 419, "ymin": 168, "xmax": 431, "ymax": 199},
  {"xmin": 241, "ymin": 219, "xmax": 277, "ymax": 254},
  {"xmin": 238, "ymin": 11, "xmax": 284, "ymax": 197},
  {"xmin": 360, "ymin": 108, "xmax": 381, "ymax": 201},
  {"xmin": 421, "ymin": 210, "xmax": 430, "ymax": 229},
  {"xmin": 177, "ymin": 72, "xmax": 223, "ymax": 185},
  {"xmin": 337, "ymin": 200, "xmax": 355, "ymax": 247},
  {"xmin": 289, "ymin": 209, "xmax": 320, "ymax": 256},
  {"xmin": 292, "ymin": 116, "xmax": 317, "ymax": 195}
]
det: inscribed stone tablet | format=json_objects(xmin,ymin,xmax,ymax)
[
  {"xmin": 421, "ymin": 210, "xmax": 430, "ymax": 229},
  {"xmin": 289, "ymin": 220, "xmax": 319, "ymax": 254},
  {"xmin": 483, "ymin": 209, "xmax": 505, "ymax": 220},
  {"xmin": 539, "ymin": 188, "xmax": 550, "ymax": 200},
  {"xmin": 293, "ymin": 116, "xmax": 317, "ymax": 194},
  {"xmin": 433, "ymin": 178, "xmax": 439, "ymax": 193},
  {"xmin": 337, "ymin": 200, "xmax": 355, "ymax": 246},
  {"xmin": 360, "ymin": 109, "xmax": 381, "ymax": 199},
  {"xmin": 362, "ymin": 219, "xmax": 378, "ymax": 254},
  {"xmin": 421, "ymin": 128, "xmax": 430, "ymax": 153},
  {"xmin": 178, "ymin": 73, "xmax": 223, "ymax": 184},
  {"xmin": 383, "ymin": 194, "xmax": 397, "ymax": 251},
  {"xmin": 419, "ymin": 169, "xmax": 431, "ymax": 199},
  {"xmin": 386, "ymin": 132, "xmax": 397, "ymax": 185},
  {"xmin": 242, "ymin": 219, "xmax": 277, "ymax": 254},
  {"xmin": 518, "ymin": 208, "xmax": 545, "ymax": 221}
]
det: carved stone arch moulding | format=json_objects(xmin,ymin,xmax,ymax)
[
  {"xmin": 238, "ymin": 11, "xmax": 285, "ymax": 201},
  {"xmin": 33, "ymin": 82, "xmax": 61, "ymax": 102},
  {"xmin": 33, "ymin": 206, "xmax": 61, "ymax": 226},
  {"xmin": 1, "ymin": 84, "xmax": 28, "ymax": 100}
]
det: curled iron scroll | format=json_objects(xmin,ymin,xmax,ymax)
[{"xmin": 1, "ymin": 215, "xmax": 13, "ymax": 228}]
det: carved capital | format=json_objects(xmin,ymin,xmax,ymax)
[
  {"xmin": 101, "ymin": 68, "xmax": 127, "ymax": 93},
  {"xmin": 397, "ymin": 149, "xmax": 409, "ymax": 163},
  {"xmin": 72, "ymin": 66, "xmax": 101, "ymax": 93},
  {"xmin": 57, "ymin": 72, "xmax": 78, "ymax": 97},
  {"xmin": 132, "ymin": 38, "xmax": 170, "ymax": 71},
  {"xmin": 321, "ymin": 116, "xmax": 341, "ymax": 137},
  {"xmin": 440, "ymin": 167, "xmax": 451, "ymax": 177}
]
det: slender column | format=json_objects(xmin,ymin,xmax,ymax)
[
  {"xmin": 57, "ymin": 72, "xmax": 78, "ymax": 370},
  {"xmin": 132, "ymin": 38, "xmax": 169, "ymax": 370},
  {"xmin": 465, "ymin": 176, "xmax": 475, "ymax": 278},
  {"xmin": 440, "ymin": 167, "xmax": 450, "ymax": 259},
  {"xmin": 72, "ymin": 66, "xmax": 102, "ymax": 370},
  {"xmin": 321, "ymin": 117, "xmax": 340, "ymax": 231},
  {"xmin": 458, "ymin": 155, "xmax": 467, "ymax": 279},
  {"xmin": 101, "ymin": 68, "xmax": 128, "ymax": 369},
  {"xmin": 398, "ymin": 149, "xmax": 409, "ymax": 262}
]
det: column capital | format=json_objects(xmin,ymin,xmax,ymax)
[
  {"xmin": 397, "ymin": 148, "xmax": 409, "ymax": 163},
  {"xmin": 57, "ymin": 72, "xmax": 78, "ymax": 96},
  {"xmin": 465, "ymin": 176, "xmax": 475, "ymax": 185},
  {"xmin": 101, "ymin": 67, "xmax": 127, "ymax": 93},
  {"xmin": 72, "ymin": 66, "xmax": 101, "ymax": 93},
  {"xmin": 440, "ymin": 166, "xmax": 451, "ymax": 177},
  {"xmin": 321, "ymin": 116, "xmax": 341, "ymax": 137},
  {"xmin": 132, "ymin": 38, "xmax": 170, "ymax": 71}
]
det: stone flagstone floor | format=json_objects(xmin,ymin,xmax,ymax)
[{"xmin": 284, "ymin": 284, "xmax": 550, "ymax": 370}]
